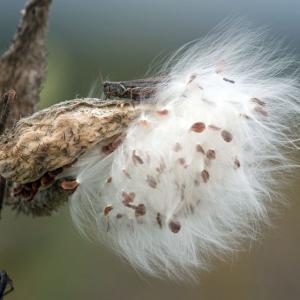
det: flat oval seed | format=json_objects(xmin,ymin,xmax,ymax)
[
  {"xmin": 156, "ymin": 109, "xmax": 169, "ymax": 116},
  {"xmin": 206, "ymin": 149, "xmax": 216, "ymax": 160},
  {"xmin": 135, "ymin": 204, "xmax": 146, "ymax": 217},
  {"xmin": 234, "ymin": 158, "xmax": 241, "ymax": 169},
  {"xmin": 196, "ymin": 144, "xmax": 205, "ymax": 154},
  {"xmin": 221, "ymin": 130, "xmax": 233, "ymax": 142},
  {"xmin": 146, "ymin": 175, "xmax": 157, "ymax": 188},
  {"xmin": 104, "ymin": 204, "xmax": 113, "ymax": 216},
  {"xmin": 190, "ymin": 122, "xmax": 206, "ymax": 133},
  {"xmin": 60, "ymin": 179, "xmax": 79, "ymax": 190},
  {"xmin": 169, "ymin": 220, "xmax": 181, "ymax": 233},
  {"xmin": 201, "ymin": 170, "xmax": 210, "ymax": 183}
]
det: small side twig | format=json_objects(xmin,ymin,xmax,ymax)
[
  {"xmin": 0, "ymin": 0, "xmax": 52, "ymax": 129},
  {"xmin": 103, "ymin": 76, "xmax": 165, "ymax": 100},
  {"xmin": 0, "ymin": 90, "xmax": 16, "ymax": 135},
  {"xmin": 0, "ymin": 90, "xmax": 16, "ymax": 216},
  {"xmin": 0, "ymin": 0, "xmax": 52, "ymax": 215}
]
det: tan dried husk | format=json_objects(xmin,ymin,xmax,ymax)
[{"xmin": 0, "ymin": 98, "xmax": 141, "ymax": 184}]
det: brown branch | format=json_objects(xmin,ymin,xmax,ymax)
[
  {"xmin": 0, "ymin": 90, "xmax": 16, "ymax": 134},
  {"xmin": 0, "ymin": 0, "xmax": 52, "ymax": 215},
  {"xmin": 103, "ymin": 76, "xmax": 165, "ymax": 100},
  {"xmin": 0, "ymin": 0, "xmax": 159, "ymax": 217},
  {"xmin": 0, "ymin": 0, "xmax": 52, "ymax": 129},
  {"xmin": 0, "ymin": 90, "xmax": 16, "ymax": 216}
]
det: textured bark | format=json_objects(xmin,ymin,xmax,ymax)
[
  {"xmin": 104, "ymin": 76, "xmax": 165, "ymax": 100},
  {"xmin": 0, "ymin": 0, "xmax": 52, "ymax": 214},
  {"xmin": 0, "ymin": 98, "xmax": 140, "ymax": 183},
  {"xmin": 0, "ymin": 0, "xmax": 157, "ymax": 217},
  {"xmin": 0, "ymin": 91, "xmax": 16, "ymax": 215},
  {"xmin": 1, "ymin": 98, "xmax": 146, "ymax": 217},
  {"xmin": 0, "ymin": 90, "xmax": 16, "ymax": 134},
  {"xmin": 0, "ymin": 0, "xmax": 52, "ymax": 129}
]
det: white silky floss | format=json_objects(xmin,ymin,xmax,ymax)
[{"xmin": 63, "ymin": 24, "xmax": 300, "ymax": 279}]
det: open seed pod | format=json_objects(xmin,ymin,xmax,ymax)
[
  {"xmin": 1, "ymin": 24, "xmax": 299, "ymax": 280},
  {"xmin": 0, "ymin": 98, "xmax": 141, "ymax": 215}
]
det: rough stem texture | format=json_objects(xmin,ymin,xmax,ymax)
[
  {"xmin": 0, "ymin": 99, "xmax": 140, "ymax": 184},
  {"xmin": 104, "ymin": 77, "xmax": 164, "ymax": 100},
  {"xmin": 0, "ymin": 91, "xmax": 16, "ymax": 215},
  {"xmin": 0, "ymin": 0, "xmax": 52, "ymax": 129},
  {"xmin": 0, "ymin": 0, "xmax": 52, "ymax": 213}
]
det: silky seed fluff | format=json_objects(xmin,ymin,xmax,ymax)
[
  {"xmin": 64, "ymin": 23, "xmax": 300, "ymax": 280},
  {"xmin": 2, "ymin": 22, "xmax": 299, "ymax": 280}
]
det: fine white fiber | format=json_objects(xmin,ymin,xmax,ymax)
[{"xmin": 63, "ymin": 22, "xmax": 300, "ymax": 280}]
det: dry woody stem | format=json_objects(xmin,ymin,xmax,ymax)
[
  {"xmin": 0, "ymin": 0, "xmax": 163, "ymax": 217},
  {"xmin": 0, "ymin": 0, "xmax": 52, "ymax": 214}
]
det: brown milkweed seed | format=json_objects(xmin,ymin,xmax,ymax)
[
  {"xmin": 156, "ymin": 109, "xmax": 169, "ymax": 116},
  {"xmin": 206, "ymin": 149, "xmax": 216, "ymax": 160},
  {"xmin": 106, "ymin": 176, "xmax": 112, "ymax": 183},
  {"xmin": 122, "ymin": 191, "xmax": 135, "ymax": 205},
  {"xmin": 60, "ymin": 179, "xmax": 79, "ymax": 190},
  {"xmin": 221, "ymin": 130, "xmax": 233, "ymax": 142},
  {"xmin": 169, "ymin": 220, "xmax": 181, "ymax": 233},
  {"xmin": 201, "ymin": 170, "xmax": 210, "ymax": 183},
  {"xmin": 196, "ymin": 144, "xmax": 205, "ymax": 154},
  {"xmin": 146, "ymin": 175, "xmax": 157, "ymax": 189},
  {"xmin": 122, "ymin": 169, "xmax": 131, "ymax": 179},
  {"xmin": 251, "ymin": 97, "xmax": 266, "ymax": 106},
  {"xmin": 190, "ymin": 122, "xmax": 206, "ymax": 133},
  {"xmin": 135, "ymin": 204, "xmax": 146, "ymax": 217},
  {"xmin": 234, "ymin": 158, "xmax": 241, "ymax": 169},
  {"xmin": 104, "ymin": 204, "xmax": 113, "ymax": 216},
  {"xmin": 156, "ymin": 213, "xmax": 163, "ymax": 228},
  {"xmin": 132, "ymin": 150, "xmax": 144, "ymax": 165}
]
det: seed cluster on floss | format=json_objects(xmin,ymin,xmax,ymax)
[{"xmin": 62, "ymin": 23, "xmax": 300, "ymax": 279}]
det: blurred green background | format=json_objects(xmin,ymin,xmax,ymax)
[{"xmin": 0, "ymin": 1, "xmax": 300, "ymax": 299}]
